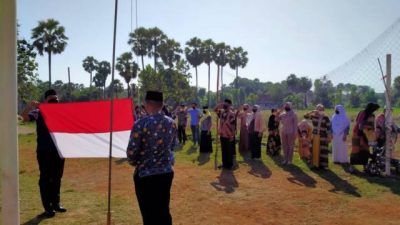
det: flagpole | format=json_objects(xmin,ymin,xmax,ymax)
[
  {"xmin": 107, "ymin": 0, "xmax": 119, "ymax": 224},
  {"xmin": 0, "ymin": 0, "xmax": 20, "ymax": 224},
  {"xmin": 214, "ymin": 65, "xmax": 220, "ymax": 170}
]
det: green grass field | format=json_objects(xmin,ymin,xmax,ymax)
[{"xmin": 2, "ymin": 109, "xmax": 400, "ymax": 225}]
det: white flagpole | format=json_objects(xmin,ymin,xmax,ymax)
[
  {"xmin": 0, "ymin": 0, "xmax": 20, "ymax": 224},
  {"xmin": 107, "ymin": 0, "xmax": 119, "ymax": 224}
]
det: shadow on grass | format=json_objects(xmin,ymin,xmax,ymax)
[
  {"xmin": 197, "ymin": 152, "xmax": 211, "ymax": 165},
  {"xmin": 186, "ymin": 145, "xmax": 198, "ymax": 155},
  {"xmin": 311, "ymin": 166, "xmax": 361, "ymax": 197},
  {"xmin": 210, "ymin": 169, "xmax": 239, "ymax": 194},
  {"xmin": 346, "ymin": 164, "xmax": 400, "ymax": 196},
  {"xmin": 243, "ymin": 157, "xmax": 272, "ymax": 179},
  {"xmin": 271, "ymin": 155, "xmax": 317, "ymax": 188},
  {"xmin": 21, "ymin": 213, "xmax": 52, "ymax": 225},
  {"xmin": 114, "ymin": 158, "xmax": 128, "ymax": 165}
]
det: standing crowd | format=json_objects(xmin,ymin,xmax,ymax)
[{"xmin": 25, "ymin": 88, "xmax": 391, "ymax": 225}]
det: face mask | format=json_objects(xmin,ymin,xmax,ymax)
[
  {"xmin": 192, "ymin": 106, "xmax": 196, "ymax": 109},
  {"xmin": 243, "ymin": 107, "xmax": 248, "ymax": 111},
  {"xmin": 335, "ymin": 110, "xmax": 339, "ymax": 114},
  {"xmin": 252, "ymin": 109, "xmax": 257, "ymax": 113},
  {"xmin": 223, "ymin": 105, "xmax": 228, "ymax": 110},
  {"xmin": 284, "ymin": 107, "xmax": 290, "ymax": 111},
  {"xmin": 203, "ymin": 110, "xmax": 207, "ymax": 114},
  {"xmin": 48, "ymin": 99, "xmax": 59, "ymax": 103}
]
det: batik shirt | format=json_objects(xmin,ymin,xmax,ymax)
[{"xmin": 127, "ymin": 112, "xmax": 177, "ymax": 177}]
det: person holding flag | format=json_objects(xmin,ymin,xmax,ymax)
[
  {"xmin": 126, "ymin": 91, "xmax": 177, "ymax": 225},
  {"xmin": 21, "ymin": 89, "xmax": 67, "ymax": 218}
]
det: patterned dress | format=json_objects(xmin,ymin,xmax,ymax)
[
  {"xmin": 306, "ymin": 113, "xmax": 332, "ymax": 168},
  {"xmin": 126, "ymin": 112, "xmax": 177, "ymax": 177},
  {"xmin": 351, "ymin": 111, "xmax": 375, "ymax": 165}
]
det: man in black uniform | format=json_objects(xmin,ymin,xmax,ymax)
[{"xmin": 22, "ymin": 89, "xmax": 67, "ymax": 218}]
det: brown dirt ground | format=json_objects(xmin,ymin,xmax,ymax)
[{"xmin": 20, "ymin": 153, "xmax": 400, "ymax": 225}]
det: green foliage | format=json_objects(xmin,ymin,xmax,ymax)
[
  {"xmin": 158, "ymin": 38, "xmax": 182, "ymax": 69},
  {"xmin": 17, "ymin": 39, "xmax": 39, "ymax": 105},
  {"xmin": 116, "ymin": 52, "xmax": 139, "ymax": 97},
  {"xmin": 82, "ymin": 56, "xmax": 98, "ymax": 87},
  {"xmin": 313, "ymin": 76, "xmax": 335, "ymax": 108},
  {"xmin": 93, "ymin": 61, "xmax": 111, "ymax": 98}
]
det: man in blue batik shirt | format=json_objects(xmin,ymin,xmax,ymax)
[{"xmin": 127, "ymin": 91, "xmax": 177, "ymax": 225}]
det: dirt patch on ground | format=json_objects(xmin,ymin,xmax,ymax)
[{"xmin": 57, "ymin": 155, "xmax": 400, "ymax": 225}]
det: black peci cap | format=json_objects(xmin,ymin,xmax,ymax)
[
  {"xmin": 224, "ymin": 99, "xmax": 232, "ymax": 104},
  {"xmin": 44, "ymin": 89, "xmax": 57, "ymax": 99},
  {"xmin": 145, "ymin": 91, "xmax": 163, "ymax": 102}
]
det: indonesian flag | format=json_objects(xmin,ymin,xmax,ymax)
[{"xmin": 39, "ymin": 98, "xmax": 134, "ymax": 158}]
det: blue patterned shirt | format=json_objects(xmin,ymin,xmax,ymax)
[{"xmin": 127, "ymin": 112, "xmax": 177, "ymax": 177}]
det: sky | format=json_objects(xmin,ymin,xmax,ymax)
[{"xmin": 17, "ymin": 0, "xmax": 400, "ymax": 91}]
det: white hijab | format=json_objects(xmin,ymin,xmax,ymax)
[{"xmin": 331, "ymin": 105, "xmax": 350, "ymax": 135}]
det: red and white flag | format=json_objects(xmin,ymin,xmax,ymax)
[{"xmin": 39, "ymin": 98, "xmax": 134, "ymax": 158}]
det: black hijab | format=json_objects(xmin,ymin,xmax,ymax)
[{"xmin": 364, "ymin": 103, "xmax": 380, "ymax": 120}]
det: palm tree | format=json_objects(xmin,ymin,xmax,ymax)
[
  {"xmin": 116, "ymin": 52, "xmax": 139, "ymax": 97},
  {"xmin": 93, "ymin": 61, "xmax": 111, "ymax": 99},
  {"xmin": 185, "ymin": 37, "xmax": 204, "ymax": 103},
  {"xmin": 128, "ymin": 27, "xmax": 149, "ymax": 70},
  {"xmin": 82, "ymin": 56, "xmax": 98, "ymax": 88},
  {"xmin": 31, "ymin": 19, "xmax": 68, "ymax": 89},
  {"xmin": 201, "ymin": 39, "xmax": 215, "ymax": 105},
  {"xmin": 228, "ymin": 47, "xmax": 248, "ymax": 105},
  {"xmin": 146, "ymin": 27, "xmax": 167, "ymax": 72},
  {"xmin": 213, "ymin": 43, "xmax": 230, "ymax": 96},
  {"xmin": 159, "ymin": 38, "xmax": 182, "ymax": 69}
]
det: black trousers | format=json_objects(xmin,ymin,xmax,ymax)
[
  {"xmin": 177, "ymin": 125, "xmax": 187, "ymax": 144},
  {"xmin": 37, "ymin": 152, "xmax": 65, "ymax": 211},
  {"xmin": 250, "ymin": 132, "xmax": 262, "ymax": 159},
  {"xmin": 134, "ymin": 172, "xmax": 174, "ymax": 225},
  {"xmin": 220, "ymin": 137, "xmax": 234, "ymax": 169}
]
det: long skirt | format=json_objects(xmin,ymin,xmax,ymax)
[
  {"xmin": 249, "ymin": 132, "xmax": 262, "ymax": 159},
  {"xmin": 298, "ymin": 137, "xmax": 311, "ymax": 159},
  {"xmin": 200, "ymin": 130, "xmax": 213, "ymax": 153},
  {"xmin": 311, "ymin": 134, "xmax": 329, "ymax": 168},
  {"xmin": 239, "ymin": 126, "xmax": 249, "ymax": 154},
  {"xmin": 351, "ymin": 133, "xmax": 370, "ymax": 165},
  {"xmin": 332, "ymin": 133, "xmax": 349, "ymax": 163},
  {"xmin": 267, "ymin": 130, "xmax": 281, "ymax": 156}
]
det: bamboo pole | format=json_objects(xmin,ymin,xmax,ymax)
[
  {"xmin": 107, "ymin": 0, "xmax": 119, "ymax": 224},
  {"xmin": 385, "ymin": 54, "xmax": 392, "ymax": 176},
  {"xmin": 0, "ymin": 0, "xmax": 20, "ymax": 224}
]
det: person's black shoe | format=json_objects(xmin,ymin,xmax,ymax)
[
  {"xmin": 38, "ymin": 210, "xmax": 55, "ymax": 218},
  {"xmin": 53, "ymin": 205, "xmax": 67, "ymax": 213}
]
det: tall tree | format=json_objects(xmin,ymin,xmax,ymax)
[
  {"xmin": 228, "ymin": 46, "xmax": 248, "ymax": 105},
  {"xmin": 159, "ymin": 38, "xmax": 182, "ymax": 69},
  {"xmin": 31, "ymin": 19, "xmax": 68, "ymax": 89},
  {"xmin": 146, "ymin": 27, "xmax": 167, "ymax": 72},
  {"xmin": 128, "ymin": 27, "xmax": 149, "ymax": 70},
  {"xmin": 82, "ymin": 56, "xmax": 98, "ymax": 88},
  {"xmin": 185, "ymin": 37, "xmax": 204, "ymax": 103},
  {"xmin": 213, "ymin": 42, "xmax": 230, "ymax": 96},
  {"xmin": 93, "ymin": 61, "xmax": 111, "ymax": 99},
  {"xmin": 201, "ymin": 39, "xmax": 215, "ymax": 105},
  {"xmin": 116, "ymin": 52, "xmax": 139, "ymax": 97}
]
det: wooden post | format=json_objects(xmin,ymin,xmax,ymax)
[
  {"xmin": 0, "ymin": 0, "xmax": 20, "ymax": 224},
  {"xmin": 385, "ymin": 54, "xmax": 392, "ymax": 176}
]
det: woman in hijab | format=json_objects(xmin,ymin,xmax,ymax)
[
  {"xmin": 277, "ymin": 102, "xmax": 298, "ymax": 165},
  {"xmin": 249, "ymin": 105, "xmax": 266, "ymax": 159},
  {"xmin": 297, "ymin": 118, "xmax": 312, "ymax": 162},
  {"xmin": 304, "ymin": 104, "xmax": 332, "ymax": 169},
  {"xmin": 200, "ymin": 106, "xmax": 213, "ymax": 153},
  {"xmin": 331, "ymin": 105, "xmax": 350, "ymax": 164},
  {"xmin": 237, "ymin": 104, "xmax": 253, "ymax": 155},
  {"xmin": 267, "ymin": 108, "xmax": 281, "ymax": 156},
  {"xmin": 351, "ymin": 103, "xmax": 380, "ymax": 168}
]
